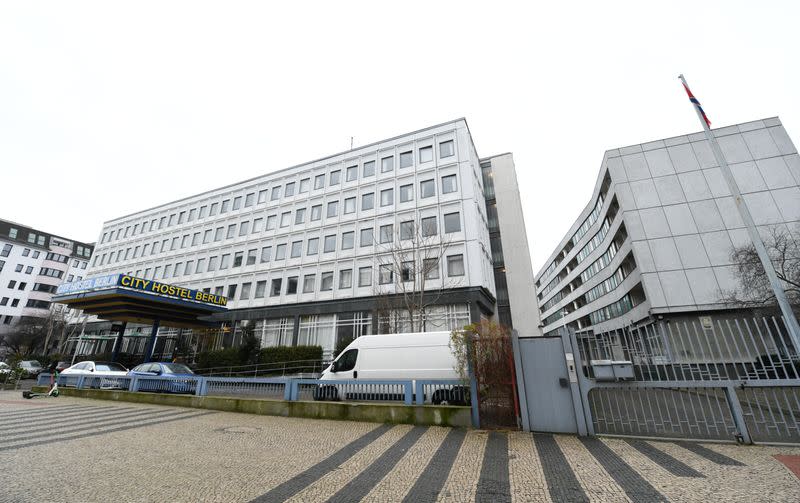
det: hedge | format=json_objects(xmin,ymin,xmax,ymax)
[{"xmin": 196, "ymin": 345, "xmax": 323, "ymax": 375}]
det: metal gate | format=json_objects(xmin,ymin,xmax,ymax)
[{"xmin": 516, "ymin": 314, "xmax": 800, "ymax": 444}]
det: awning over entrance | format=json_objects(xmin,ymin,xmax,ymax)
[{"xmin": 52, "ymin": 273, "xmax": 227, "ymax": 329}]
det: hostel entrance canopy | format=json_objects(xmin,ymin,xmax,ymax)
[{"xmin": 52, "ymin": 273, "xmax": 227, "ymax": 328}]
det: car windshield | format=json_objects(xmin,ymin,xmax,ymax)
[
  {"xmin": 161, "ymin": 363, "xmax": 193, "ymax": 374},
  {"xmin": 95, "ymin": 363, "xmax": 127, "ymax": 372}
]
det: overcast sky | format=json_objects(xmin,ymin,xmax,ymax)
[{"xmin": 1, "ymin": 1, "xmax": 798, "ymax": 273}]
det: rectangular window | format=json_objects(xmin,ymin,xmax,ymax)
[
  {"xmin": 171, "ymin": 237, "xmax": 179, "ymax": 250},
  {"xmin": 310, "ymin": 205, "xmax": 322, "ymax": 221},
  {"xmin": 214, "ymin": 286, "xmax": 223, "ymax": 296},
  {"xmin": 253, "ymin": 218, "xmax": 264, "ymax": 233},
  {"xmin": 344, "ymin": 197, "xmax": 356, "ymax": 214},
  {"xmin": 240, "ymin": 282, "xmax": 251, "ymax": 300},
  {"xmin": 362, "ymin": 192, "xmax": 374, "ymax": 210},
  {"xmin": 380, "ymin": 188, "xmax": 393, "ymax": 206},
  {"xmin": 381, "ymin": 156, "xmax": 394, "ymax": 173},
  {"xmin": 246, "ymin": 248, "xmax": 257, "ymax": 266},
  {"xmin": 363, "ymin": 160, "xmax": 375, "ymax": 177},
  {"xmin": 208, "ymin": 256, "xmax": 218, "ymax": 271},
  {"xmin": 299, "ymin": 178, "xmax": 310, "ymax": 193},
  {"xmin": 320, "ymin": 272, "xmax": 333, "ymax": 291},
  {"xmin": 271, "ymin": 278, "xmax": 282, "ymax": 296},
  {"xmin": 266, "ymin": 215, "xmax": 277, "ymax": 230},
  {"xmin": 254, "ymin": 280, "xmax": 266, "ymax": 298},
  {"xmin": 424, "ymin": 258, "xmax": 439, "ymax": 279},
  {"xmin": 214, "ymin": 227, "xmax": 224, "ymax": 241},
  {"xmin": 419, "ymin": 145, "xmax": 433, "ymax": 163},
  {"xmin": 178, "ymin": 211, "xmax": 186, "ymax": 224},
  {"xmin": 339, "ymin": 269, "xmax": 352, "ymax": 289},
  {"xmin": 303, "ymin": 274, "xmax": 315, "ymax": 293},
  {"xmin": 0, "ymin": 244, "xmax": 10, "ymax": 257},
  {"xmin": 360, "ymin": 228, "xmax": 373, "ymax": 247},
  {"xmin": 401, "ymin": 261, "xmax": 414, "ymax": 282},
  {"xmin": 192, "ymin": 232, "xmax": 200, "ymax": 246},
  {"xmin": 280, "ymin": 212, "xmax": 291, "ymax": 228},
  {"xmin": 341, "ymin": 231, "xmax": 354, "ymax": 250},
  {"xmin": 330, "ymin": 170, "xmax": 341, "ymax": 185},
  {"xmin": 209, "ymin": 202, "xmax": 219, "ymax": 216},
  {"xmin": 290, "ymin": 240, "xmax": 302, "ymax": 258},
  {"xmin": 232, "ymin": 196, "xmax": 242, "ymax": 210},
  {"xmin": 441, "ymin": 174, "xmax": 458, "ymax": 194},
  {"xmin": 227, "ymin": 284, "xmax": 238, "ymax": 299},
  {"xmin": 285, "ymin": 182, "xmax": 296, "ymax": 196},
  {"xmin": 440, "ymin": 140, "xmax": 455, "ymax": 158},
  {"xmin": 22, "ymin": 248, "xmax": 30, "ymax": 257},
  {"xmin": 421, "ymin": 216, "xmax": 437, "ymax": 237},
  {"xmin": 307, "ymin": 237, "xmax": 319, "ymax": 255},
  {"xmin": 185, "ymin": 260, "xmax": 194, "ymax": 275},
  {"xmin": 379, "ymin": 264, "xmax": 393, "ymax": 284},
  {"xmin": 358, "ymin": 266, "xmax": 372, "ymax": 287},
  {"xmin": 420, "ymin": 179, "xmax": 435, "ymax": 198},
  {"xmin": 275, "ymin": 244, "xmax": 286, "ymax": 260},
  {"xmin": 199, "ymin": 205, "xmax": 208, "ymax": 219},
  {"xmin": 163, "ymin": 264, "xmax": 173, "ymax": 278},
  {"xmin": 287, "ymin": 276, "xmax": 298, "ymax": 294},
  {"xmin": 168, "ymin": 214, "xmax": 176, "ymax": 226},
  {"xmin": 195, "ymin": 258, "xmax": 206, "ymax": 273},
  {"xmin": 271, "ymin": 186, "xmax": 281, "ymax": 201},
  {"xmin": 444, "ymin": 212, "xmax": 461, "ymax": 233},
  {"xmin": 295, "ymin": 208, "xmax": 306, "ymax": 224},
  {"xmin": 399, "ymin": 150, "xmax": 413, "ymax": 168},
  {"xmin": 260, "ymin": 246, "xmax": 272, "ymax": 263},
  {"xmin": 233, "ymin": 251, "xmax": 243, "ymax": 267},
  {"xmin": 220, "ymin": 254, "xmax": 231, "ymax": 269},
  {"xmin": 399, "ymin": 184, "xmax": 413, "ymax": 202},
  {"xmin": 447, "ymin": 254, "xmax": 465, "ymax": 276},
  {"xmin": 204, "ymin": 229, "xmax": 213, "ymax": 244},
  {"xmin": 346, "ymin": 165, "xmax": 358, "ymax": 181},
  {"xmin": 224, "ymin": 224, "xmax": 235, "ymax": 239},
  {"xmin": 174, "ymin": 262, "xmax": 184, "ymax": 277},
  {"xmin": 244, "ymin": 193, "xmax": 255, "ymax": 207},
  {"xmin": 258, "ymin": 189, "xmax": 268, "ymax": 204},
  {"xmin": 239, "ymin": 221, "xmax": 250, "ymax": 236},
  {"xmin": 327, "ymin": 200, "xmax": 338, "ymax": 218},
  {"xmin": 323, "ymin": 234, "xmax": 336, "ymax": 253},
  {"xmin": 400, "ymin": 221, "xmax": 414, "ymax": 240},
  {"xmin": 379, "ymin": 224, "xmax": 393, "ymax": 244},
  {"xmin": 221, "ymin": 200, "xmax": 230, "ymax": 213},
  {"xmin": 314, "ymin": 174, "xmax": 325, "ymax": 190}
]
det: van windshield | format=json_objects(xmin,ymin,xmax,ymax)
[{"xmin": 335, "ymin": 349, "xmax": 358, "ymax": 372}]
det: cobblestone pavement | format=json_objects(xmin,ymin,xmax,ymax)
[{"xmin": 1, "ymin": 391, "xmax": 799, "ymax": 502}]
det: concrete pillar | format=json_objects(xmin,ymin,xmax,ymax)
[
  {"xmin": 111, "ymin": 322, "xmax": 127, "ymax": 363},
  {"xmin": 143, "ymin": 319, "xmax": 160, "ymax": 363}
]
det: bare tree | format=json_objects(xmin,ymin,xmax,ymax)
[
  {"xmin": 373, "ymin": 217, "xmax": 461, "ymax": 333},
  {"xmin": 721, "ymin": 224, "xmax": 800, "ymax": 312},
  {"xmin": 0, "ymin": 317, "xmax": 47, "ymax": 356}
]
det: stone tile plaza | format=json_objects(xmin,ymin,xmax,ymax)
[{"xmin": 2, "ymin": 393, "xmax": 799, "ymax": 503}]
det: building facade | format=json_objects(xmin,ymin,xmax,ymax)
[
  {"xmin": 0, "ymin": 219, "xmax": 93, "ymax": 350},
  {"xmin": 82, "ymin": 119, "xmax": 534, "ymax": 358},
  {"xmin": 535, "ymin": 117, "xmax": 800, "ymax": 336}
]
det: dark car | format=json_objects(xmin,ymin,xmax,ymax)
[{"xmin": 128, "ymin": 362, "xmax": 197, "ymax": 394}]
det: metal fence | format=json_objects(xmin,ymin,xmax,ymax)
[
  {"xmin": 37, "ymin": 373, "xmax": 469, "ymax": 407},
  {"xmin": 564, "ymin": 314, "xmax": 800, "ymax": 445},
  {"xmin": 194, "ymin": 359, "xmax": 326, "ymax": 378}
]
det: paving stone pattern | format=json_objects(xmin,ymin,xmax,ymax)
[{"xmin": 1, "ymin": 391, "xmax": 799, "ymax": 502}]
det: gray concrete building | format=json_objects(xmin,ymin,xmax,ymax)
[{"xmin": 535, "ymin": 117, "xmax": 800, "ymax": 336}]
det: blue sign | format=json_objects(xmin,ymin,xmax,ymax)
[{"xmin": 56, "ymin": 274, "xmax": 121, "ymax": 295}]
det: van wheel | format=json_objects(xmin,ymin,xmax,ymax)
[
  {"xmin": 313, "ymin": 385, "xmax": 339, "ymax": 401},
  {"xmin": 431, "ymin": 390, "xmax": 448, "ymax": 405},
  {"xmin": 432, "ymin": 387, "xmax": 470, "ymax": 406}
]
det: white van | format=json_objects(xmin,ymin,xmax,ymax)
[{"xmin": 316, "ymin": 331, "xmax": 469, "ymax": 405}]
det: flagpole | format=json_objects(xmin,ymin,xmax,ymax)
[{"xmin": 678, "ymin": 74, "xmax": 800, "ymax": 350}]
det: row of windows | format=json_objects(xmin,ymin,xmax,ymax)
[
  {"xmin": 25, "ymin": 299, "xmax": 50, "ymax": 310},
  {"xmin": 588, "ymin": 293, "xmax": 634, "ymax": 326},
  {"xmin": 579, "ymin": 240, "xmax": 620, "ymax": 284},
  {"xmin": 0, "ymin": 297, "xmax": 20, "ymax": 307},
  {"xmin": 585, "ymin": 264, "xmax": 629, "ymax": 304},
  {"xmin": 96, "ymin": 211, "xmax": 463, "ymax": 274},
  {"xmin": 101, "ymin": 141, "xmax": 457, "ymax": 244},
  {"xmin": 12, "ymin": 264, "xmax": 34, "ymax": 274},
  {"xmin": 39, "ymin": 267, "xmax": 64, "ymax": 279},
  {"xmin": 1, "ymin": 243, "xmax": 90, "ymax": 264},
  {"xmin": 6, "ymin": 280, "xmax": 27, "ymax": 291},
  {"xmin": 575, "ymin": 217, "xmax": 612, "ymax": 264},
  {"xmin": 96, "ymin": 174, "xmax": 460, "ymax": 267},
  {"xmin": 201, "ymin": 254, "xmax": 466, "ymax": 301}
]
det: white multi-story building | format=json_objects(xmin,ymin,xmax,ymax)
[
  {"xmin": 83, "ymin": 119, "xmax": 539, "ymax": 356},
  {"xmin": 0, "ymin": 219, "xmax": 94, "ymax": 347},
  {"xmin": 535, "ymin": 117, "xmax": 800, "ymax": 336}
]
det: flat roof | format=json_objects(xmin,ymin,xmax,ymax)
[{"xmin": 52, "ymin": 274, "xmax": 227, "ymax": 328}]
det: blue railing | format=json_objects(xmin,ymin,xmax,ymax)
[{"xmin": 37, "ymin": 374, "xmax": 470, "ymax": 407}]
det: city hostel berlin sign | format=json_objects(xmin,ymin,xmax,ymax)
[{"xmin": 56, "ymin": 273, "xmax": 227, "ymax": 307}]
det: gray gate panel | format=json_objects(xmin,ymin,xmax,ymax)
[
  {"xmin": 736, "ymin": 386, "xmax": 800, "ymax": 444},
  {"xmin": 519, "ymin": 337, "xmax": 578, "ymax": 434}
]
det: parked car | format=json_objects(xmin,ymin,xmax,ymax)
[
  {"xmin": 61, "ymin": 361, "xmax": 129, "ymax": 389},
  {"xmin": 18, "ymin": 360, "xmax": 44, "ymax": 378},
  {"xmin": 128, "ymin": 362, "xmax": 197, "ymax": 394},
  {"xmin": 0, "ymin": 362, "xmax": 10, "ymax": 376},
  {"xmin": 54, "ymin": 361, "xmax": 72, "ymax": 373},
  {"xmin": 317, "ymin": 332, "xmax": 469, "ymax": 405}
]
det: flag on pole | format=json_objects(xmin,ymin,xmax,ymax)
[{"xmin": 679, "ymin": 74, "xmax": 711, "ymax": 127}]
